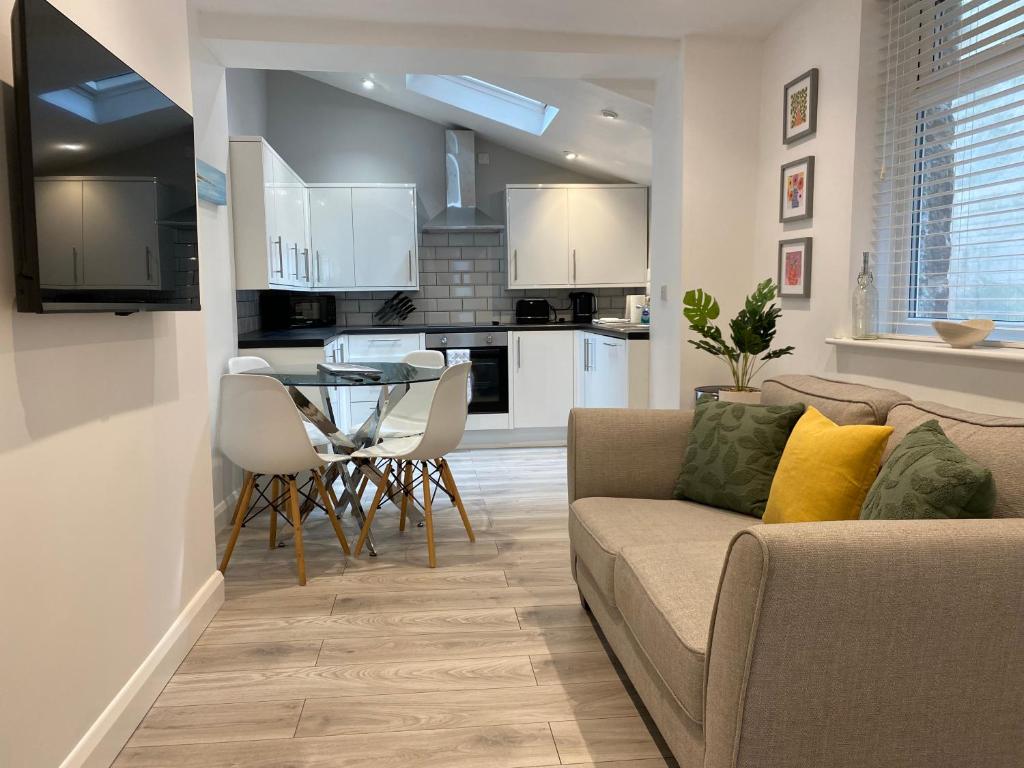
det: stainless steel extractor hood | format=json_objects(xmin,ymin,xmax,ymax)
[{"xmin": 422, "ymin": 129, "xmax": 505, "ymax": 233}]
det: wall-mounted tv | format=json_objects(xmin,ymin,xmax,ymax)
[{"xmin": 10, "ymin": 0, "xmax": 199, "ymax": 314}]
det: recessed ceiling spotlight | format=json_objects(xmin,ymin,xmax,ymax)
[
  {"xmin": 361, "ymin": 77, "xmax": 375, "ymax": 91},
  {"xmin": 601, "ymin": 109, "xmax": 618, "ymax": 120},
  {"xmin": 57, "ymin": 142, "xmax": 85, "ymax": 151},
  {"xmin": 563, "ymin": 151, "xmax": 578, "ymax": 160}
]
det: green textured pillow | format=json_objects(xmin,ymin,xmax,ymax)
[
  {"xmin": 674, "ymin": 400, "xmax": 805, "ymax": 518},
  {"xmin": 860, "ymin": 420, "xmax": 996, "ymax": 520}
]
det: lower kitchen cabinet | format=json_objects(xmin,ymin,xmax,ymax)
[
  {"xmin": 579, "ymin": 333, "xmax": 627, "ymax": 408},
  {"xmin": 511, "ymin": 330, "xmax": 575, "ymax": 429}
]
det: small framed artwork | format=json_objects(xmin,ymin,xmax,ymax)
[
  {"xmin": 779, "ymin": 156, "xmax": 814, "ymax": 223},
  {"xmin": 778, "ymin": 237, "xmax": 812, "ymax": 298},
  {"xmin": 783, "ymin": 68, "xmax": 818, "ymax": 145}
]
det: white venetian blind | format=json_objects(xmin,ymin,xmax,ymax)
[{"xmin": 874, "ymin": 0, "xmax": 1024, "ymax": 341}]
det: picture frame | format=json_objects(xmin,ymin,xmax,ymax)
[
  {"xmin": 779, "ymin": 156, "xmax": 814, "ymax": 223},
  {"xmin": 783, "ymin": 68, "xmax": 818, "ymax": 145},
  {"xmin": 778, "ymin": 237, "xmax": 813, "ymax": 298}
]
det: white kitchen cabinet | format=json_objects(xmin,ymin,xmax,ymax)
[
  {"xmin": 569, "ymin": 187, "xmax": 647, "ymax": 286},
  {"xmin": 230, "ymin": 137, "xmax": 295, "ymax": 290},
  {"xmin": 506, "ymin": 184, "xmax": 648, "ymax": 289},
  {"xmin": 511, "ymin": 330, "xmax": 575, "ymax": 429},
  {"xmin": 352, "ymin": 187, "xmax": 418, "ymax": 289},
  {"xmin": 579, "ymin": 332, "xmax": 628, "ymax": 408},
  {"xmin": 308, "ymin": 186, "xmax": 355, "ymax": 289},
  {"xmin": 34, "ymin": 178, "xmax": 160, "ymax": 289},
  {"xmin": 277, "ymin": 184, "xmax": 311, "ymax": 288},
  {"xmin": 506, "ymin": 187, "xmax": 570, "ymax": 287},
  {"xmin": 345, "ymin": 332, "xmax": 424, "ymax": 430}
]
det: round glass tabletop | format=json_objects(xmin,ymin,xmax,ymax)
[{"xmin": 240, "ymin": 362, "xmax": 443, "ymax": 387}]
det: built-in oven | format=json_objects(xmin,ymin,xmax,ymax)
[{"xmin": 425, "ymin": 331, "xmax": 509, "ymax": 415}]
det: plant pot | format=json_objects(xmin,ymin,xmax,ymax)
[{"xmin": 717, "ymin": 388, "xmax": 762, "ymax": 405}]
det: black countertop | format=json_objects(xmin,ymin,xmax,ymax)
[{"xmin": 238, "ymin": 322, "xmax": 650, "ymax": 348}]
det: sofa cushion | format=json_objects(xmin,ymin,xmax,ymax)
[
  {"xmin": 762, "ymin": 374, "xmax": 908, "ymax": 425},
  {"xmin": 615, "ymin": 542, "xmax": 730, "ymax": 725},
  {"xmin": 569, "ymin": 497, "xmax": 756, "ymax": 602},
  {"xmin": 862, "ymin": 420, "xmax": 996, "ymax": 521},
  {"xmin": 673, "ymin": 400, "xmax": 805, "ymax": 518},
  {"xmin": 885, "ymin": 402, "xmax": 1024, "ymax": 518}
]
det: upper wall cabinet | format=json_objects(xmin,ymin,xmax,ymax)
[
  {"xmin": 352, "ymin": 187, "xmax": 418, "ymax": 289},
  {"xmin": 230, "ymin": 137, "xmax": 417, "ymax": 292},
  {"xmin": 506, "ymin": 184, "xmax": 648, "ymax": 290}
]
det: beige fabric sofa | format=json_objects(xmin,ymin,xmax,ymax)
[{"xmin": 567, "ymin": 374, "xmax": 1024, "ymax": 768}]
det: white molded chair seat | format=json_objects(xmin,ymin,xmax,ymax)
[
  {"xmin": 228, "ymin": 355, "xmax": 330, "ymax": 448},
  {"xmin": 218, "ymin": 373, "xmax": 351, "ymax": 585},
  {"xmin": 352, "ymin": 363, "xmax": 473, "ymax": 568},
  {"xmin": 378, "ymin": 349, "xmax": 446, "ymax": 439}
]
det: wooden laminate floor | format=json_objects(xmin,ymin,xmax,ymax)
[{"xmin": 115, "ymin": 448, "xmax": 675, "ymax": 768}]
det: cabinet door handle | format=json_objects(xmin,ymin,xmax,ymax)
[
  {"xmin": 303, "ymin": 248, "xmax": 310, "ymax": 281},
  {"xmin": 145, "ymin": 246, "xmax": 152, "ymax": 281},
  {"xmin": 516, "ymin": 337, "xmax": 521, "ymax": 370},
  {"xmin": 72, "ymin": 247, "xmax": 78, "ymax": 283},
  {"xmin": 583, "ymin": 337, "xmax": 589, "ymax": 371},
  {"xmin": 315, "ymin": 249, "xmax": 322, "ymax": 283},
  {"xmin": 272, "ymin": 237, "xmax": 284, "ymax": 276},
  {"xmin": 408, "ymin": 250, "xmax": 413, "ymax": 282},
  {"xmin": 291, "ymin": 244, "xmax": 300, "ymax": 278},
  {"xmin": 572, "ymin": 249, "xmax": 577, "ymax": 282},
  {"xmin": 513, "ymin": 249, "xmax": 518, "ymax": 281},
  {"xmin": 602, "ymin": 341, "xmax": 617, "ymax": 347}
]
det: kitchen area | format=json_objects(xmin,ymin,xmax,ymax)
[{"xmin": 228, "ymin": 71, "xmax": 652, "ymax": 447}]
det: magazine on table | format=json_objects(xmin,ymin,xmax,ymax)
[{"xmin": 317, "ymin": 363, "xmax": 383, "ymax": 380}]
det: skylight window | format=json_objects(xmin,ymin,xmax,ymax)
[
  {"xmin": 405, "ymin": 74, "xmax": 559, "ymax": 136},
  {"xmin": 39, "ymin": 71, "xmax": 171, "ymax": 124}
]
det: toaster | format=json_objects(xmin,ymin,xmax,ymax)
[{"xmin": 515, "ymin": 298, "xmax": 554, "ymax": 324}]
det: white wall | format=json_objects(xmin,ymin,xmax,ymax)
[
  {"xmin": 748, "ymin": 0, "xmax": 1024, "ymax": 417},
  {"xmin": 225, "ymin": 67, "xmax": 267, "ymax": 137},
  {"xmin": 192, "ymin": 24, "xmax": 241, "ymax": 516},
  {"xmin": 0, "ymin": 2, "xmax": 220, "ymax": 766},
  {"xmin": 679, "ymin": 37, "xmax": 762, "ymax": 401}
]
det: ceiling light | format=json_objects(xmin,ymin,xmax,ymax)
[
  {"xmin": 601, "ymin": 109, "xmax": 618, "ymax": 120},
  {"xmin": 361, "ymin": 77, "xmax": 375, "ymax": 91},
  {"xmin": 563, "ymin": 151, "xmax": 578, "ymax": 161},
  {"xmin": 57, "ymin": 142, "xmax": 85, "ymax": 151}
]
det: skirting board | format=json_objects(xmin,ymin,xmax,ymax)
[
  {"xmin": 213, "ymin": 488, "xmax": 239, "ymax": 532},
  {"xmin": 60, "ymin": 570, "xmax": 225, "ymax": 768}
]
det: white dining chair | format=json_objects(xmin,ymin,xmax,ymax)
[
  {"xmin": 227, "ymin": 355, "xmax": 329, "ymax": 449},
  {"xmin": 218, "ymin": 373, "xmax": 351, "ymax": 585},
  {"xmin": 377, "ymin": 349, "xmax": 446, "ymax": 438},
  {"xmin": 352, "ymin": 362, "xmax": 473, "ymax": 568}
]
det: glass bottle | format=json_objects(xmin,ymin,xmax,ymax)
[{"xmin": 852, "ymin": 251, "xmax": 879, "ymax": 339}]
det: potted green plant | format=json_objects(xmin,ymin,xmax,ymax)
[{"xmin": 683, "ymin": 278, "xmax": 795, "ymax": 404}]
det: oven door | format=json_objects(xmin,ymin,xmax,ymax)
[{"xmin": 460, "ymin": 346, "xmax": 509, "ymax": 415}]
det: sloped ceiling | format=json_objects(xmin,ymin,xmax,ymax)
[{"xmin": 300, "ymin": 72, "xmax": 653, "ymax": 183}]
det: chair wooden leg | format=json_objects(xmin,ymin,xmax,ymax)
[
  {"xmin": 314, "ymin": 468, "xmax": 351, "ymax": 555},
  {"xmin": 220, "ymin": 472, "xmax": 255, "ymax": 574},
  {"xmin": 287, "ymin": 476, "xmax": 307, "ymax": 586},
  {"xmin": 399, "ymin": 460, "xmax": 413, "ymax": 532},
  {"xmin": 269, "ymin": 476, "xmax": 280, "ymax": 549},
  {"xmin": 422, "ymin": 461, "xmax": 436, "ymax": 568},
  {"xmin": 441, "ymin": 458, "xmax": 475, "ymax": 543},
  {"xmin": 354, "ymin": 461, "xmax": 392, "ymax": 556}
]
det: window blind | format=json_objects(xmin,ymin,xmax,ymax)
[{"xmin": 874, "ymin": 0, "xmax": 1024, "ymax": 341}]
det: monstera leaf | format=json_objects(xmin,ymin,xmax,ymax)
[{"xmin": 683, "ymin": 288, "xmax": 720, "ymax": 328}]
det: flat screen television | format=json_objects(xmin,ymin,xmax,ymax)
[{"xmin": 10, "ymin": 0, "xmax": 199, "ymax": 313}]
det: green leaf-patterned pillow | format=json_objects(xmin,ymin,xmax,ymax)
[
  {"xmin": 860, "ymin": 420, "xmax": 995, "ymax": 520},
  {"xmin": 673, "ymin": 400, "xmax": 805, "ymax": 518}
]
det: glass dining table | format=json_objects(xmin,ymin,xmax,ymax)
[{"xmin": 240, "ymin": 362, "xmax": 443, "ymax": 556}]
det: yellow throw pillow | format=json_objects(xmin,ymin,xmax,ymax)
[{"xmin": 764, "ymin": 406, "xmax": 893, "ymax": 523}]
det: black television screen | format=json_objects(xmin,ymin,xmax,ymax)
[{"xmin": 11, "ymin": 0, "xmax": 199, "ymax": 313}]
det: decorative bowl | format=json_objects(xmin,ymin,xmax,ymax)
[{"xmin": 931, "ymin": 319, "xmax": 995, "ymax": 348}]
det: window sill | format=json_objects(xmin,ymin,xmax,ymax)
[{"xmin": 826, "ymin": 336, "xmax": 1024, "ymax": 365}]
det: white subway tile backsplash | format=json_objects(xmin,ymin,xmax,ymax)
[{"xmin": 237, "ymin": 232, "xmax": 641, "ymax": 330}]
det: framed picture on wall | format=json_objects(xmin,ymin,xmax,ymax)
[
  {"xmin": 783, "ymin": 68, "xmax": 818, "ymax": 144},
  {"xmin": 778, "ymin": 237, "xmax": 813, "ymax": 298},
  {"xmin": 779, "ymin": 156, "xmax": 814, "ymax": 222}
]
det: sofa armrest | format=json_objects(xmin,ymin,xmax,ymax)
[
  {"xmin": 567, "ymin": 407, "xmax": 693, "ymax": 503},
  {"xmin": 704, "ymin": 519, "xmax": 1024, "ymax": 768}
]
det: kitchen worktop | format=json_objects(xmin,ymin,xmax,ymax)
[{"xmin": 238, "ymin": 322, "xmax": 650, "ymax": 348}]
